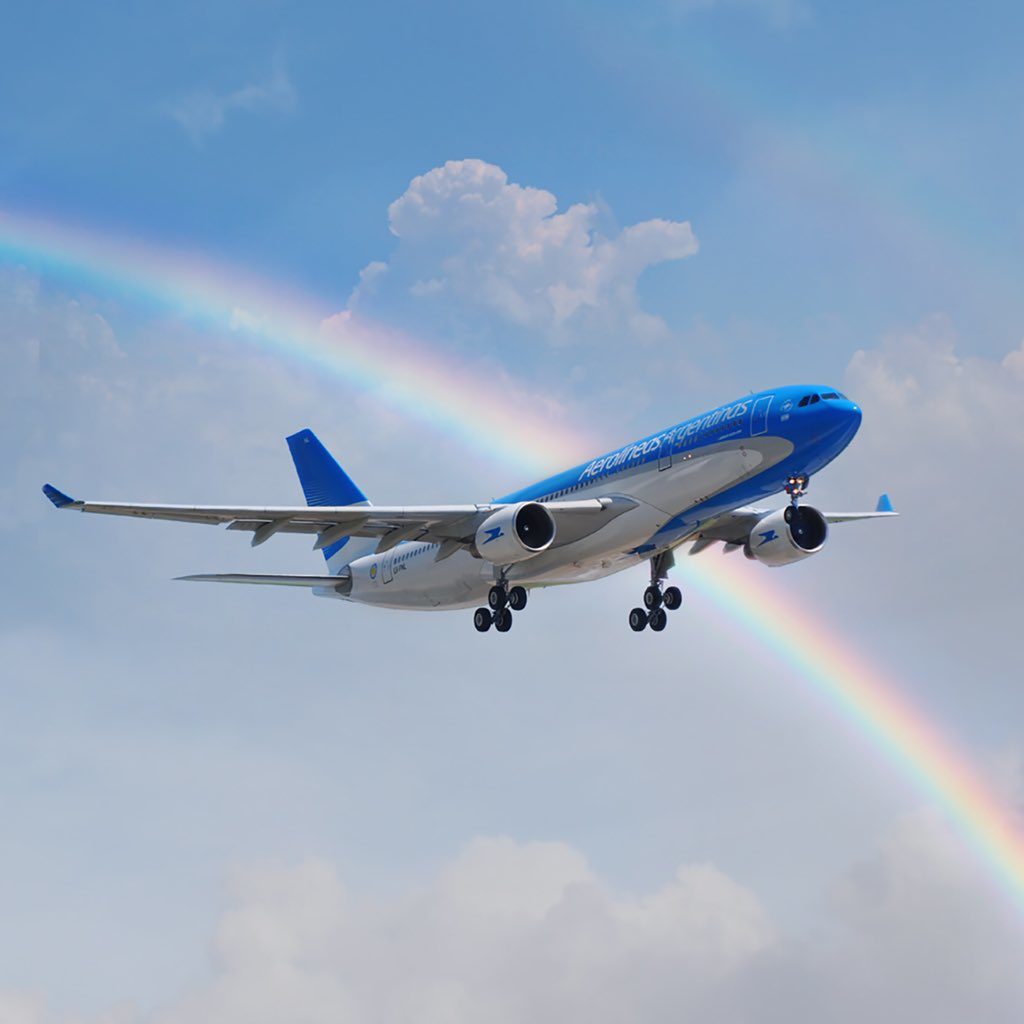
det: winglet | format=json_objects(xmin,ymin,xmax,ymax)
[
  {"xmin": 875, "ymin": 493, "xmax": 895, "ymax": 513},
  {"xmin": 42, "ymin": 484, "xmax": 78, "ymax": 509}
]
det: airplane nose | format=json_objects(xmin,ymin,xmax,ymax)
[{"xmin": 833, "ymin": 399, "xmax": 862, "ymax": 442}]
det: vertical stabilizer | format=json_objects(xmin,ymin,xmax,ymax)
[{"xmin": 286, "ymin": 429, "xmax": 376, "ymax": 573}]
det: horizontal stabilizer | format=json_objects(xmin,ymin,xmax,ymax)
[{"xmin": 176, "ymin": 572, "xmax": 351, "ymax": 590}]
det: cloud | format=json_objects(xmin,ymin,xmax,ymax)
[
  {"xmin": 147, "ymin": 838, "xmax": 773, "ymax": 1024},
  {"xmin": 5, "ymin": 240, "xmax": 1024, "ymax": 1024},
  {"xmin": 168, "ymin": 63, "xmax": 296, "ymax": 143},
  {"xmin": 814, "ymin": 315, "xmax": 1024, "ymax": 666},
  {"xmin": 841, "ymin": 315, "xmax": 1024, "ymax": 506},
  {"xmin": 846, "ymin": 316, "xmax": 1024, "ymax": 448},
  {"xmin": 351, "ymin": 159, "xmax": 698, "ymax": 345},
  {"xmin": 8, "ymin": 824, "xmax": 1024, "ymax": 1024}
]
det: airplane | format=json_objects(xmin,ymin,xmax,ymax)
[{"xmin": 42, "ymin": 384, "xmax": 896, "ymax": 633}]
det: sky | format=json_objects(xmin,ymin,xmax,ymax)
[{"xmin": 2, "ymin": 2, "xmax": 1024, "ymax": 1021}]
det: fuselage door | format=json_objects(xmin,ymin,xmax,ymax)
[
  {"xmin": 750, "ymin": 395, "xmax": 774, "ymax": 437},
  {"xmin": 381, "ymin": 550, "xmax": 394, "ymax": 584},
  {"xmin": 658, "ymin": 429, "xmax": 675, "ymax": 471}
]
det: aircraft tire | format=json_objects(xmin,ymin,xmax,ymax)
[
  {"xmin": 474, "ymin": 607, "xmax": 493, "ymax": 632},
  {"xmin": 488, "ymin": 585, "xmax": 507, "ymax": 610},
  {"xmin": 662, "ymin": 586, "xmax": 682, "ymax": 611},
  {"xmin": 508, "ymin": 586, "xmax": 528, "ymax": 611},
  {"xmin": 643, "ymin": 585, "xmax": 663, "ymax": 610},
  {"xmin": 629, "ymin": 607, "xmax": 648, "ymax": 632},
  {"xmin": 494, "ymin": 608, "xmax": 513, "ymax": 633},
  {"xmin": 649, "ymin": 608, "xmax": 668, "ymax": 632}
]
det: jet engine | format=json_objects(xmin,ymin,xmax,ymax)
[
  {"xmin": 745, "ymin": 505, "xmax": 828, "ymax": 567},
  {"xmin": 474, "ymin": 502, "xmax": 556, "ymax": 564}
]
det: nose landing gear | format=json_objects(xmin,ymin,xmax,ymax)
[
  {"xmin": 785, "ymin": 473, "xmax": 810, "ymax": 505},
  {"xmin": 629, "ymin": 552, "xmax": 683, "ymax": 632}
]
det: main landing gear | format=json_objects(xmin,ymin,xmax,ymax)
[
  {"xmin": 474, "ymin": 582, "xmax": 528, "ymax": 633},
  {"xmin": 629, "ymin": 551, "xmax": 682, "ymax": 633}
]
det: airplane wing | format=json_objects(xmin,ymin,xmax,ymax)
[
  {"xmin": 42, "ymin": 484, "xmax": 636, "ymax": 554},
  {"xmin": 682, "ymin": 493, "xmax": 898, "ymax": 554}
]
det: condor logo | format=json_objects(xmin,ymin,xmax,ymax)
[
  {"xmin": 482, "ymin": 526, "xmax": 504, "ymax": 544},
  {"xmin": 757, "ymin": 529, "xmax": 778, "ymax": 547}
]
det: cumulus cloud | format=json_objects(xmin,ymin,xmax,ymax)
[
  {"xmin": 148, "ymin": 839, "xmax": 772, "ymax": 1024},
  {"xmin": 823, "ymin": 315, "xmax": 1024, "ymax": 650},
  {"xmin": 351, "ymin": 159, "xmax": 698, "ymax": 344},
  {"xmin": 6, "ymin": 236, "xmax": 1024, "ymax": 1024},
  {"xmin": 842, "ymin": 315, "xmax": 1024, "ymax": 503},
  {"xmin": 846, "ymin": 316, "xmax": 1024, "ymax": 449},
  {"xmin": 8, "ymin": 825, "xmax": 1024, "ymax": 1024},
  {"xmin": 168, "ymin": 63, "xmax": 296, "ymax": 144}
]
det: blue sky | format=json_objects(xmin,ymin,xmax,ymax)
[
  {"xmin": 2, "ymin": 3, "xmax": 1024, "ymax": 1022},
  {"xmin": 4, "ymin": 0, "xmax": 1021, "ymax": 354}
]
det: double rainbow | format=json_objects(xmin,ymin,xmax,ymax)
[{"xmin": 3, "ymin": 207, "xmax": 1021, "ymax": 908}]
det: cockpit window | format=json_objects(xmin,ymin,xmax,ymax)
[
  {"xmin": 809, "ymin": 394, "xmax": 821, "ymax": 404},
  {"xmin": 821, "ymin": 392, "xmax": 839, "ymax": 400},
  {"xmin": 798, "ymin": 395, "xmax": 810, "ymax": 407}
]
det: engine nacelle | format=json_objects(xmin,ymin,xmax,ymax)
[
  {"xmin": 474, "ymin": 502, "xmax": 556, "ymax": 565},
  {"xmin": 745, "ymin": 505, "xmax": 828, "ymax": 567}
]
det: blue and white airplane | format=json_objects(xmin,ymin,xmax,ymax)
[{"xmin": 43, "ymin": 385, "xmax": 895, "ymax": 633}]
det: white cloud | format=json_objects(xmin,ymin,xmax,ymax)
[
  {"xmin": 5, "ymin": 252, "xmax": 1024, "ymax": 1024},
  {"xmin": 9, "ymin": 824, "xmax": 1024, "ymax": 1024},
  {"xmin": 351, "ymin": 159, "xmax": 698, "ymax": 344},
  {"xmin": 842, "ymin": 315, "xmax": 1024, "ymax": 498},
  {"xmin": 168, "ymin": 63, "xmax": 296, "ymax": 144},
  {"xmin": 819, "ymin": 315, "xmax": 1024, "ymax": 663},
  {"xmin": 150, "ymin": 838, "xmax": 772, "ymax": 1024}
]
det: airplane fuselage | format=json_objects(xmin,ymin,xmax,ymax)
[{"xmin": 338, "ymin": 385, "xmax": 862, "ymax": 610}]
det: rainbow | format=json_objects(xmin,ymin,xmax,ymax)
[
  {"xmin": 0, "ymin": 208, "xmax": 591, "ymax": 473},
  {"xmin": 686, "ymin": 553, "xmax": 1024, "ymax": 907},
  {"xmin": 3, "ymin": 208, "xmax": 1022, "ymax": 908}
]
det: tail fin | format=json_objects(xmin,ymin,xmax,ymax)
[{"xmin": 286, "ymin": 429, "xmax": 377, "ymax": 573}]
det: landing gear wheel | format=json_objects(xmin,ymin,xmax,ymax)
[
  {"xmin": 662, "ymin": 586, "xmax": 682, "ymax": 611},
  {"xmin": 508, "ymin": 586, "xmax": 528, "ymax": 611},
  {"xmin": 473, "ymin": 607, "xmax": 493, "ymax": 633},
  {"xmin": 494, "ymin": 608, "xmax": 513, "ymax": 632},
  {"xmin": 643, "ymin": 585, "xmax": 663, "ymax": 610},
  {"xmin": 629, "ymin": 607, "xmax": 648, "ymax": 632},
  {"xmin": 784, "ymin": 473, "xmax": 810, "ymax": 505},
  {"xmin": 488, "ymin": 585, "xmax": 507, "ymax": 610},
  {"xmin": 649, "ymin": 607, "xmax": 668, "ymax": 632}
]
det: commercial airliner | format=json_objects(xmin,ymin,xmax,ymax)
[{"xmin": 43, "ymin": 385, "xmax": 895, "ymax": 633}]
